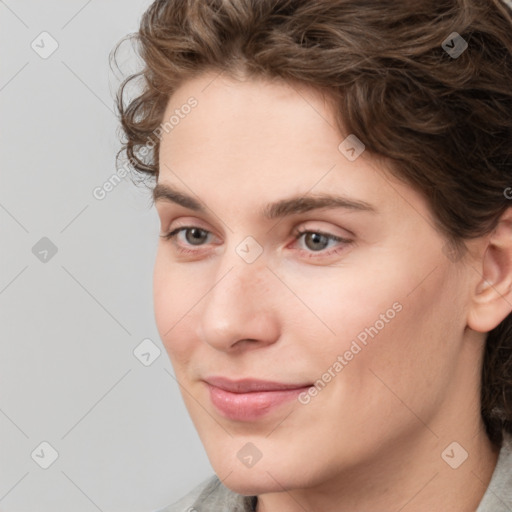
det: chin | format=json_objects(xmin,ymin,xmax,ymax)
[
  {"xmin": 220, "ymin": 469, "xmax": 293, "ymax": 496},
  {"xmin": 209, "ymin": 452, "xmax": 319, "ymax": 496}
]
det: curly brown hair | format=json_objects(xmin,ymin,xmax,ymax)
[{"xmin": 112, "ymin": 0, "xmax": 512, "ymax": 447}]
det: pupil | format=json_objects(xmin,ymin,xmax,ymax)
[
  {"xmin": 306, "ymin": 233, "xmax": 328, "ymax": 251},
  {"xmin": 187, "ymin": 228, "xmax": 207, "ymax": 245}
]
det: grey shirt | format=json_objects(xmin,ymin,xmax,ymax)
[{"xmin": 157, "ymin": 431, "xmax": 512, "ymax": 512}]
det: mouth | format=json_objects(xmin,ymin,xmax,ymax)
[{"xmin": 203, "ymin": 376, "xmax": 313, "ymax": 421}]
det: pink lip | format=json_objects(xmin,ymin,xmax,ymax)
[{"xmin": 204, "ymin": 376, "xmax": 312, "ymax": 421}]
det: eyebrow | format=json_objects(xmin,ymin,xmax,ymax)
[{"xmin": 152, "ymin": 183, "xmax": 377, "ymax": 219}]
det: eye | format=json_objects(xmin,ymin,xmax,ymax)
[
  {"xmin": 161, "ymin": 227, "xmax": 211, "ymax": 244},
  {"xmin": 160, "ymin": 225, "xmax": 353, "ymax": 258},
  {"xmin": 292, "ymin": 228, "xmax": 352, "ymax": 256},
  {"xmin": 160, "ymin": 226, "xmax": 214, "ymax": 248}
]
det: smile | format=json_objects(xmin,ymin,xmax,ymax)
[{"xmin": 203, "ymin": 377, "xmax": 313, "ymax": 421}]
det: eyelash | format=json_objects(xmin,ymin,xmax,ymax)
[{"xmin": 160, "ymin": 226, "xmax": 353, "ymax": 258}]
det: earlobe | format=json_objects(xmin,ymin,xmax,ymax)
[{"xmin": 467, "ymin": 208, "xmax": 512, "ymax": 333}]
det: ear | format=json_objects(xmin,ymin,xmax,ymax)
[{"xmin": 467, "ymin": 207, "xmax": 512, "ymax": 333}]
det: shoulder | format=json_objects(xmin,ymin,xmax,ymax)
[
  {"xmin": 476, "ymin": 430, "xmax": 512, "ymax": 512},
  {"xmin": 153, "ymin": 475, "xmax": 218, "ymax": 512},
  {"xmin": 154, "ymin": 474, "xmax": 255, "ymax": 512}
]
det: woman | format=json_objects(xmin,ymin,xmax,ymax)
[{"xmin": 113, "ymin": 0, "xmax": 512, "ymax": 510}]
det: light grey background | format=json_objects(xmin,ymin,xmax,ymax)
[{"xmin": 0, "ymin": 1, "xmax": 212, "ymax": 510}]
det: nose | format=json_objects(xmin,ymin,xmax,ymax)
[{"xmin": 196, "ymin": 258, "xmax": 281, "ymax": 352}]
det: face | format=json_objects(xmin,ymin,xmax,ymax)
[{"xmin": 153, "ymin": 71, "xmax": 474, "ymax": 495}]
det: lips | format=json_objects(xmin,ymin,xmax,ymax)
[
  {"xmin": 203, "ymin": 376, "xmax": 313, "ymax": 421},
  {"xmin": 204, "ymin": 376, "xmax": 312, "ymax": 393}
]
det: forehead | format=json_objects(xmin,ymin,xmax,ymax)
[
  {"xmin": 161, "ymin": 73, "xmax": 366, "ymax": 182},
  {"xmin": 161, "ymin": 71, "xmax": 339, "ymax": 158},
  {"xmin": 157, "ymin": 71, "xmax": 433, "ymax": 228}
]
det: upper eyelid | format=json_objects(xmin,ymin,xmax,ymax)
[
  {"xmin": 162, "ymin": 216, "xmax": 353, "ymax": 236},
  {"xmin": 166, "ymin": 226, "xmax": 350, "ymax": 244},
  {"xmin": 164, "ymin": 225, "xmax": 345, "ymax": 236}
]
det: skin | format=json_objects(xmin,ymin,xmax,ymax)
[{"xmin": 152, "ymin": 70, "xmax": 512, "ymax": 512}]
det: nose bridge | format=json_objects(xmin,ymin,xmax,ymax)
[
  {"xmin": 207, "ymin": 255, "xmax": 270, "ymax": 321},
  {"xmin": 197, "ymin": 251, "xmax": 279, "ymax": 350},
  {"xmin": 214, "ymin": 234, "xmax": 272, "ymax": 305}
]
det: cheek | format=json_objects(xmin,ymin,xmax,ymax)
[
  {"xmin": 152, "ymin": 253, "xmax": 172, "ymax": 336},
  {"xmin": 344, "ymin": 267, "xmax": 462, "ymax": 418},
  {"xmin": 285, "ymin": 266, "xmax": 405, "ymax": 357},
  {"xmin": 294, "ymin": 257, "xmax": 456, "ymax": 387},
  {"xmin": 152, "ymin": 252, "xmax": 203, "ymax": 362}
]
